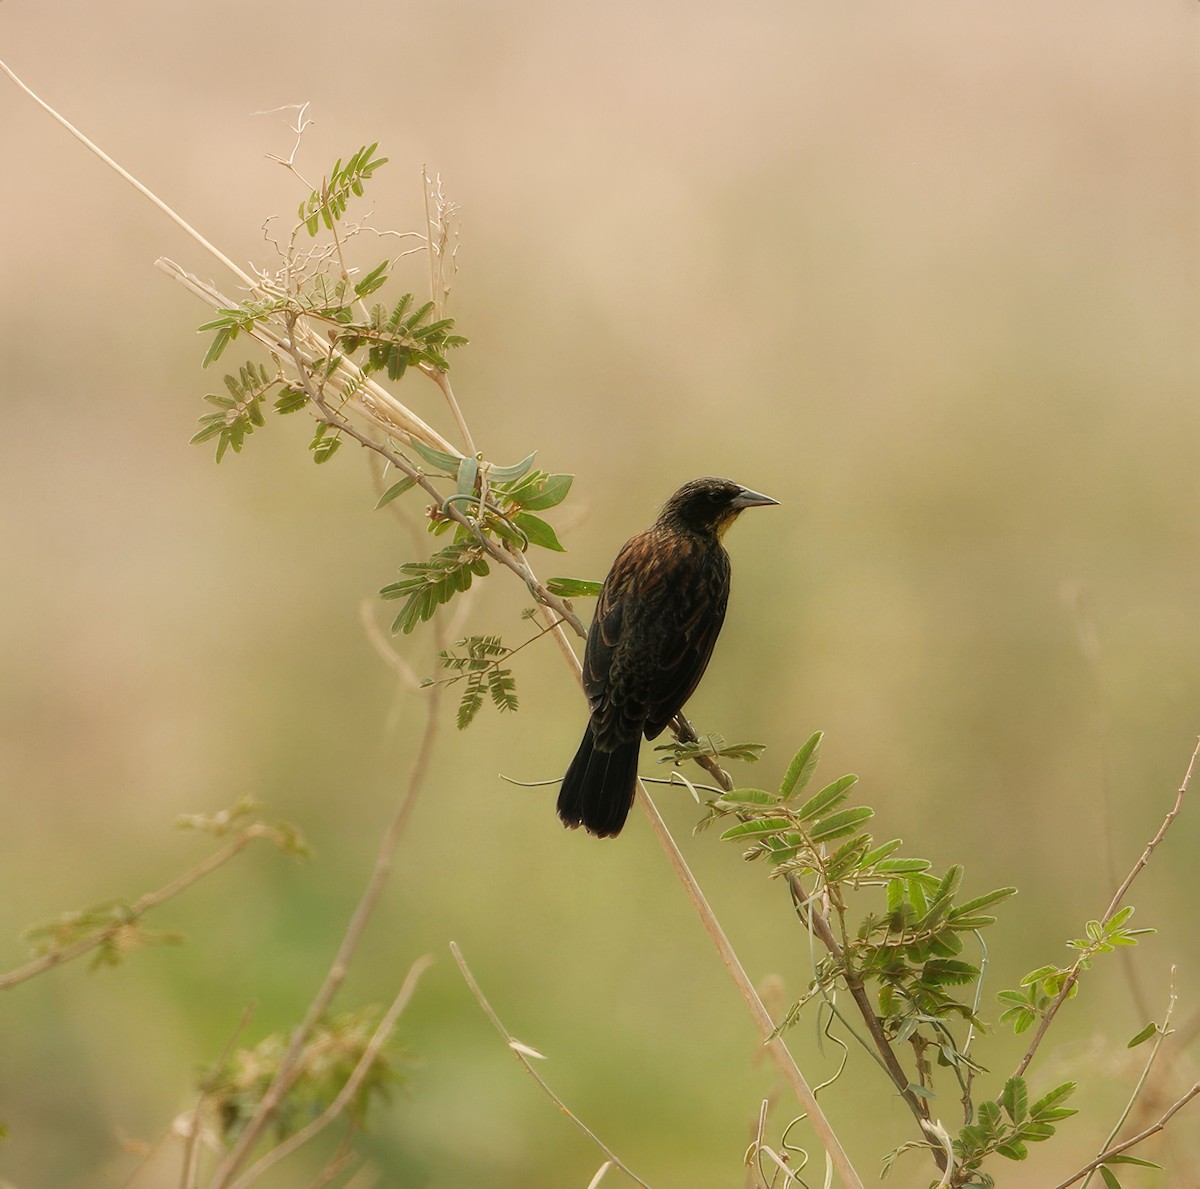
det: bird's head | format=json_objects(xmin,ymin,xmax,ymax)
[{"xmin": 658, "ymin": 477, "xmax": 779, "ymax": 539}]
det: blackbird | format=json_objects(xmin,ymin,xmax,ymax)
[{"xmin": 557, "ymin": 476, "xmax": 778, "ymax": 837}]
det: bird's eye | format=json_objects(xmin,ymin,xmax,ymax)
[{"xmin": 708, "ymin": 490, "xmax": 726, "ymax": 504}]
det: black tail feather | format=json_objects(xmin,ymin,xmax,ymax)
[{"xmin": 556, "ymin": 727, "xmax": 641, "ymax": 838}]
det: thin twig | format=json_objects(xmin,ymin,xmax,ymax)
[
  {"xmin": 228, "ymin": 955, "xmax": 434, "ymax": 1189},
  {"xmin": 1079, "ymin": 969, "xmax": 1178, "ymax": 1189},
  {"xmin": 0, "ymin": 827, "xmax": 274, "ymax": 991},
  {"xmin": 208, "ymin": 686, "xmax": 443, "ymax": 1187},
  {"xmin": 792, "ymin": 885, "xmax": 934, "ymax": 1136},
  {"xmin": 1064, "ymin": 585, "xmax": 1151, "ymax": 1022},
  {"xmin": 633, "ymin": 786, "xmax": 863, "ymax": 1188},
  {"xmin": 0, "ymin": 58, "xmax": 255, "ymax": 289},
  {"xmin": 1014, "ymin": 737, "xmax": 1199, "ymax": 1079},
  {"xmin": 153, "ymin": 259, "xmax": 460, "ymax": 458},
  {"xmin": 1051, "ymin": 1081, "xmax": 1200, "ymax": 1189},
  {"xmin": 424, "ymin": 365, "xmax": 476, "ymax": 457},
  {"xmin": 450, "ymin": 942, "xmax": 653, "ymax": 1188},
  {"xmin": 178, "ymin": 1004, "xmax": 257, "ymax": 1189}
]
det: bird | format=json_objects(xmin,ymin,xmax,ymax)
[{"xmin": 557, "ymin": 476, "xmax": 778, "ymax": 838}]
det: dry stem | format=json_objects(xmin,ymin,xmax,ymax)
[
  {"xmin": 1013, "ymin": 737, "xmax": 1199, "ymax": 1080},
  {"xmin": 1051, "ymin": 1081, "xmax": 1200, "ymax": 1189},
  {"xmin": 206, "ymin": 687, "xmax": 442, "ymax": 1186},
  {"xmin": 451, "ymin": 942, "xmax": 651, "ymax": 1188},
  {"xmin": 0, "ymin": 826, "xmax": 275, "ymax": 992}
]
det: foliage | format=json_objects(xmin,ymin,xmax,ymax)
[
  {"xmin": 201, "ymin": 1007, "xmax": 407, "ymax": 1141},
  {"xmin": 297, "ymin": 143, "xmax": 389, "ymax": 235},
  {"xmin": 546, "ymin": 576, "xmax": 604, "ymax": 599},
  {"xmin": 430, "ymin": 634, "xmax": 519, "ymax": 728},
  {"xmin": 380, "ymin": 541, "xmax": 492, "ymax": 635},
  {"xmin": 654, "ymin": 734, "xmax": 767, "ymax": 766},
  {"xmin": 22, "ymin": 901, "xmax": 185, "ymax": 970},
  {"xmin": 998, "ymin": 908, "xmax": 1154, "ymax": 1034},
  {"xmin": 189, "ymin": 361, "xmax": 277, "ymax": 462},
  {"xmin": 700, "ymin": 731, "xmax": 1173, "ymax": 1187},
  {"xmin": 18, "ymin": 800, "xmax": 309, "ymax": 975}
]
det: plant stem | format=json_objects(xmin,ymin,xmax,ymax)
[
  {"xmin": 1014, "ymin": 737, "xmax": 1199, "ymax": 1079},
  {"xmin": 452, "ymin": 943, "xmax": 652, "ymax": 1188},
  {"xmin": 208, "ymin": 682, "xmax": 443, "ymax": 1187},
  {"xmin": 0, "ymin": 827, "xmax": 271, "ymax": 992},
  {"xmin": 1051, "ymin": 1081, "xmax": 1200, "ymax": 1189}
]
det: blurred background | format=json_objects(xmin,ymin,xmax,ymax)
[{"xmin": 2, "ymin": 1, "xmax": 1197, "ymax": 1185}]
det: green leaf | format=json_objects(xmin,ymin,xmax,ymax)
[
  {"xmin": 516, "ymin": 472, "xmax": 574, "ymax": 511},
  {"xmin": 779, "ymin": 731, "xmax": 823, "ymax": 801},
  {"xmin": 403, "ymin": 300, "xmax": 435, "ymax": 330},
  {"xmin": 995, "ymin": 1140, "xmax": 1028, "ymax": 1161},
  {"xmin": 486, "ymin": 665, "xmax": 519, "ymax": 713},
  {"xmin": 947, "ymin": 915, "xmax": 998, "ymax": 930},
  {"xmin": 457, "ymin": 681, "xmax": 485, "ymax": 729},
  {"xmin": 375, "ymin": 477, "xmax": 417, "ymax": 508},
  {"xmin": 1126, "ymin": 1022, "xmax": 1158, "ymax": 1048},
  {"xmin": 1102, "ymin": 1154, "xmax": 1161, "ymax": 1168},
  {"xmin": 512, "ymin": 512, "xmax": 565, "ymax": 552},
  {"xmin": 949, "ymin": 888, "xmax": 1018, "ymax": 917},
  {"xmin": 717, "ymin": 788, "xmax": 778, "ymax": 806},
  {"xmin": 1000, "ymin": 1077, "xmax": 1029, "ymax": 1124},
  {"xmin": 861, "ymin": 839, "xmax": 902, "ymax": 866},
  {"xmin": 410, "ymin": 439, "xmax": 463, "ymax": 472},
  {"xmin": 719, "ymin": 818, "xmax": 792, "ymax": 841},
  {"xmin": 487, "ymin": 452, "xmax": 537, "ymax": 483},
  {"xmin": 456, "ymin": 456, "xmax": 480, "ymax": 498},
  {"xmin": 808, "ymin": 805, "xmax": 873, "ymax": 842},
  {"xmin": 795, "ymin": 773, "xmax": 858, "ymax": 823},
  {"xmin": 931, "ymin": 864, "xmax": 964, "ymax": 905},
  {"xmin": 824, "ymin": 834, "xmax": 871, "ymax": 879},
  {"xmin": 874, "ymin": 857, "xmax": 932, "ymax": 875},
  {"xmin": 1107, "ymin": 905, "xmax": 1136, "ymax": 931},
  {"xmin": 274, "ymin": 386, "xmax": 309, "ymax": 414},
  {"xmin": 354, "ymin": 259, "xmax": 390, "ymax": 297},
  {"xmin": 311, "ymin": 433, "xmax": 341, "ymax": 464},
  {"xmin": 546, "ymin": 577, "xmax": 603, "ymax": 599},
  {"xmin": 202, "ymin": 325, "xmax": 235, "ymax": 367},
  {"xmin": 921, "ymin": 959, "xmax": 979, "ymax": 986},
  {"xmin": 1098, "ymin": 1169, "xmax": 1122, "ymax": 1189},
  {"xmin": 381, "ymin": 543, "xmax": 490, "ymax": 634}
]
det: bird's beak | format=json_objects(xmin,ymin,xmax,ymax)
[{"xmin": 730, "ymin": 487, "xmax": 780, "ymax": 509}]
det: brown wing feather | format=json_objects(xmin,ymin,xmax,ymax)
[{"xmin": 582, "ymin": 526, "xmax": 731, "ymax": 748}]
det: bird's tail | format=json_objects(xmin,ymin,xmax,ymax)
[{"xmin": 556, "ymin": 726, "xmax": 641, "ymax": 838}]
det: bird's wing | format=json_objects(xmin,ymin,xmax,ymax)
[
  {"xmin": 641, "ymin": 553, "xmax": 729, "ymax": 738},
  {"xmin": 580, "ymin": 535, "xmax": 637, "ymax": 709},
  {"xmin": 583, "ymin": 530, "xmax": 732, "ymax": 744}
]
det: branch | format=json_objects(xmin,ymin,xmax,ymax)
[
  {"xmin": 633, "ymin": 785, "xmax": 864, "ymax": 1188},
  {"xmin": 1013, "ymin": 736, "xmax": 1199, "ymax": 1079},
  {"xmin": 1051, "ymin": 1081, "xmax": 1200, "ymax": 1189},
  {"xmin": 451, "ymin": 942, "xmax": 652, "ymax": 1188},
  {"xmin": 0, "ymin": 825, "xmax": 276, "ymax": 991},
  {"xmin": 208, "ymin": 679, "xmax": 444, "ymax": 1187},
  {"xmin": 791, "ymin": 885, "xmax": 934, "ymax": 1137},
  {"xmin": 179, "ymin": 1005, "xmax": 257, "ymax": 1189},
  {"xmin": 0, "ymin": 58, "xmax": 254, "ymax": 289},
  {"xmin": 227, "ymin": 955, "xmax": 435, "ymax": 1189}
]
